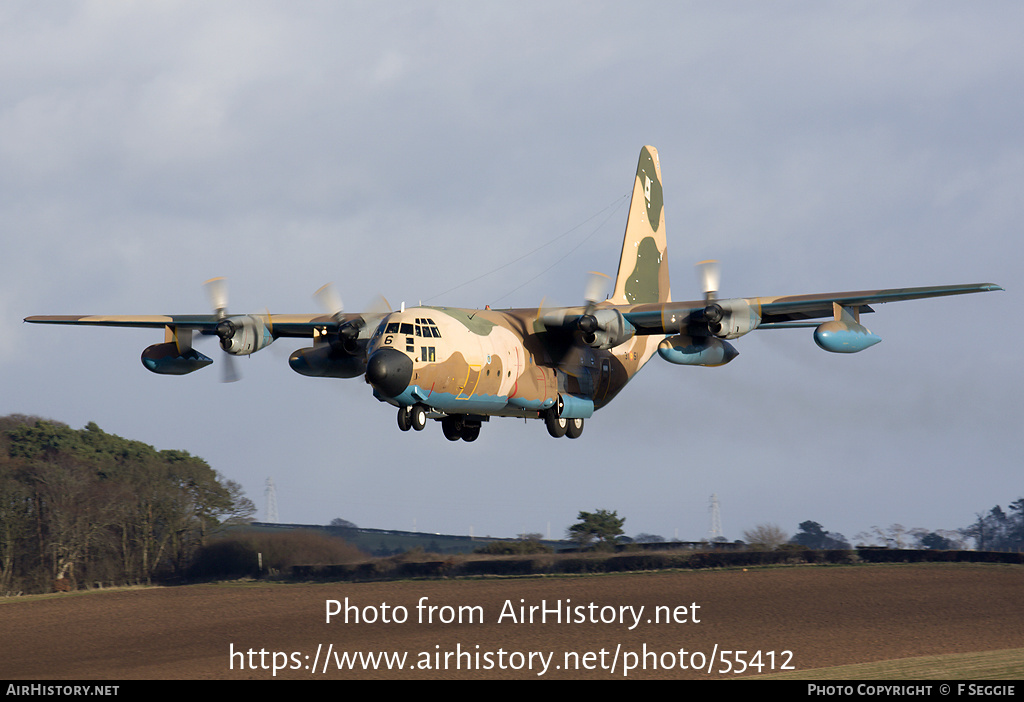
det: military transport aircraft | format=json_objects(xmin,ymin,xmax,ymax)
[{"xmin": 26, "ymin": 146, "xmax": 1001, "ymax": 441}]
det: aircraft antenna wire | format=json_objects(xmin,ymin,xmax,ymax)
[
  {"xmin": 487, "ymin": 194, "xmax": 629, "ymax": 307},
  {"xmin": 422, "ymin": 193, "xmax": 629, "ymax": 306}
]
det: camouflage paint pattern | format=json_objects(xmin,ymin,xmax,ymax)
[{"xmin": 25, "ymin": 146, "xmax": 1002, "ymax": 439}]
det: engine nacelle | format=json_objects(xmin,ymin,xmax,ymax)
[
  {"xmin": 289, "ymin": 345, "xmax": 367, "ymax": 378},
  {"xmin": 658, "ymin": 334, "xmax": 738, "ymax": 366},
  {"xmin": 579, "ymin": 309, "xmax": 636, "ymax": 350},
  {"xmin": 216, "ymin": 315, "xmax": 274, "ymax": 355},
  {"xmin": 813, "ymin": 320, "xmax": 881, "ymax": 353},
  {"xmin": 704, "ymin": 299, "xmax": 761, "ymax": 340},
  {"xmin": 141, "ymin": 342, "xmax": 213, "ymax": 375}
]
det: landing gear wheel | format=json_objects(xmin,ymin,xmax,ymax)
[
  {"xmin": 460, "ymin": 422, "xmax": 480, "ymax": 442},
  {"xmin": 410, "ymin": 404, "xmax": 427, "ymax": 431},
  {"xmin": 397, "ymin": 406, "xmax": 411, "ymax": 432},
  {"xmin": 441, "ymin": 416, "xmax": 462, "ymax": 441},
  {"xmin": 545, "ymin": 410, "xmax": 568, "ymax": 438},
  {"xmin": 565, "ymin": 417, "xmax": 584, "ymax": 439}
]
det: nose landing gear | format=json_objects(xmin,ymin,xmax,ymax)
[{"xmin": 397, "ymin": 404, "xmax": 428, "ymax": 432}]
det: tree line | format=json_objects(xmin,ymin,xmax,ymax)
[
  {"xmin": 743, "ymin": 507, "xmax": 1024, "ymax": 553},
  {"xmin": 0, "ymin": 415, "xmax": 254, "ymax": 594}
]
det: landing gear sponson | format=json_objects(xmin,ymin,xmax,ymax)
[{"xmin": 396, "ymin": 404, "xmax": 582, "ymax": 441}]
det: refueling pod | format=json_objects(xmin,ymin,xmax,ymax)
[
  {"xmin": 813, "ymin": 320, "xmax": 881, "ymax": 353},
  {"xmin": 141, "ymin": 342, "xmax": 213, "ymax": 375},
  {"xmin": 812, "ymin": 303, "xmax": 881, "ymax": 353},
  {"xmin": 289, "ymin": 344, "xmax": 367, "ymax": 378},
  {"xmin": 658, "ymin": 334, "xmax": 739, "ymax": 366}
]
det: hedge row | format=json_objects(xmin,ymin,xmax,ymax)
[{"xmin": 289, "ymin": 548, "xmax": 1024, "ymax": 581}]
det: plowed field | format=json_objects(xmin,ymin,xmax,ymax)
[{"xmin": 2, "ymin": 564, "xmax": 1022, "ymax": 679}]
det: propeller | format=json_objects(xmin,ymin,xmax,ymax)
[
  {"xmin": 203, "ymin": 277, "xmax": 240, "ymax": 383},
  {"xmin": 577, "ymin": 271, "xmax": 609, "ymax": 335},
  {"xmin": 695, "ymin": 261, "xmax": 726, "ymax": 334},
  {"xmin": 696, "ymin": 260, "xmax": 720, "ymax": 302},
  {"xmin": 314, "ymin": 283, "xmax": 345, "ymax": 322},
  {"xmin": 583, "ymin": 271, "xmax": 609, "ymax": 308},
  {"xmin": 553, "ymin": 272, "xmax": 611, "ymax": 376},
  {"xmin": 313, "ymin": 283, "xmax": 393, "ymax": 354}
]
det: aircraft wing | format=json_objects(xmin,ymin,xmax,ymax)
[
  {"xmin": 620, "ymin": 282, "xmax": 1003, "ymax": 335},
  {"xmin": 23, "ymin": 313, "xmax": 351, "ymax": 337},
  {"xmin": 753, "ymin": 283, "xmax": 1004, "ymax": 325}
]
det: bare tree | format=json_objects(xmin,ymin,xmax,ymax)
[{"xmin": 742, "ymin": 523, "xmax": 789, "ymax": 550}]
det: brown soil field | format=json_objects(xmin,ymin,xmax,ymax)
[{"xmin": 1, "ymin": 563, "xmax": 1022, "ymax": 680}]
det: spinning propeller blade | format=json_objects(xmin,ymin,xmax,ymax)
[
  {"xmin": 696, "ymin": 260, "xmax": 720, "ymax": 302},
  {"xmin": 203, "ymin": 277, "xmax": 240, "ymax": 382}
]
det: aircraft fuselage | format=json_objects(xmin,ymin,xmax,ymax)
[{"xmin": 364, "ymin": 306, "xmax": 659, "ymax": 422}]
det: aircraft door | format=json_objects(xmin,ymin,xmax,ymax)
[{"xmin": 597, "ymin": 358, "xmax": 611, "ymax": 400}]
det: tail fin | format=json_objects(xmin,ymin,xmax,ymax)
[{"xmin": 609, "ymin": 145, "xmax": 671, "ymax": 305}]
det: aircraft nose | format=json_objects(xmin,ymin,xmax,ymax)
[{"xmin": 365, "ymin": 348, "xmax": 413, "ymax": 398}]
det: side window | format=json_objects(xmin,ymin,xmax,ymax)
[{"xmin": 370, "ymin": 320, "xmax": 387, "ymax": 346}]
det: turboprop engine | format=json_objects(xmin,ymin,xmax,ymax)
[
  {"xmin": 288, "ymin": 343, "xmax": 367, "ymax": 378},
  {"xmin": 577, "ymin": 308, "xmax": 636, "ymax": 349},
  {"xmin": 701, "ymin": 299, "xmax": 761, "ymax": 340},
  {"xmin": 289, "ymin": 283, "xmax": 385, "ymax": 379},
  {"xmin": 215, "ymin": 315, "xmax": 274, "ymax": 355},
  {"xmin": 289, "ymin": 324, "xmax": 367, "ymax": 379}
]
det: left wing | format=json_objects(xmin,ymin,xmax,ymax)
[
  {"xmin": 618, "ymin": 282, "xmax": 1003, "ymax": 335},
  {"xmin": 540, "ymin": 282, "xmax": 1001, "ymax": 363}
]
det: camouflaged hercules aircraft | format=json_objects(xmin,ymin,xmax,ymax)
[{"xmin": 26, "ymin": 146, "xmax": 1001, "ymax": 442}]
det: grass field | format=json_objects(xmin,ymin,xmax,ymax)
[{"xmin": 2, "ymin": 563, "xmax": 1022, "ymax": 680}]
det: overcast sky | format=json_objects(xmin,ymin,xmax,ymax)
[{"xmin": 2, "ymin": 1, "xmax": 1019, "ymax": 544}]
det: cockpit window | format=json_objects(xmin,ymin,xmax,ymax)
[
  {"xmin": 385, "ymin": 322, "xmax": 400, "ymax": 334},
  {"xmin": 414, "ymin": 317, "xmax": 442, "ymax": 338},
  {"xmin": 370, "ymin": 319, "xmax": 388, "ymax": 346}
]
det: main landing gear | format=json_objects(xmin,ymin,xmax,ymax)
[
  {"xmin": 545, "ymin": 409, "xmax": 584, "ymax": 439},
  {"xmin": 397, "ymin": 405, "xmax": 481, "ymax": 442},
  {"xmin": 441, "ymin": 415, "xmax": 481, "ymax": 442}
]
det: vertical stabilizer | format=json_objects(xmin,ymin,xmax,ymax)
[{"xmin": 610, "ymin": 146, "xmax": 671, "ymax": 305}]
